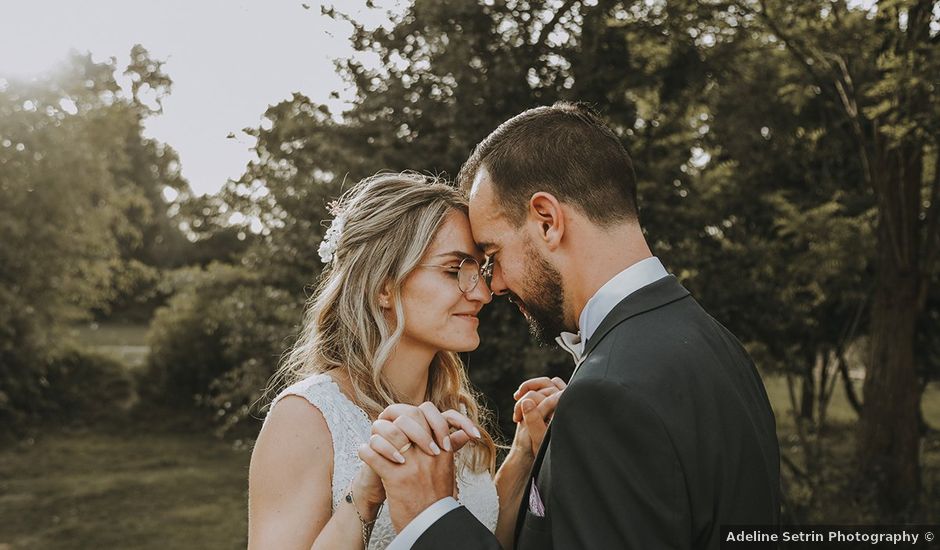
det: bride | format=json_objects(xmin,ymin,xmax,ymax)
[{"xmin": 248, "ymin": 172, "xmax": 564, "ymax": 549}]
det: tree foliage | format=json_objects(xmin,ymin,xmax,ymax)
[{"xmin": 0, "ymin": 47, "xmax": 191, "ymax": 431}]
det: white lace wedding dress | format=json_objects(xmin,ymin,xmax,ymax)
[{"xmin": 265, "ymin": 373, "xmax": 499, "ymax": 549}]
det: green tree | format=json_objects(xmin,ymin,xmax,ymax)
[
  {"xmin": 732, "ymin": 0, "xmax": 940, "ymax": 514},
  {"xmin": 0, "ymin": 47, "xmax": 192, "ymax": 430}
]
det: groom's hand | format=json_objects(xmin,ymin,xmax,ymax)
[
  {"xmin": 359, "ymin": 403, "xmax": 480, "ymax": 531},
  {"xmin": 512, "ymin": 376, "xmax": 566, "ymax": 422},
  {"xmin": 508, "ymin": 377, "xmax": 565, "ymax": 458},
  {"xmin": 359, "ymin": 439, "xmax": 455, "ymax": 531}
]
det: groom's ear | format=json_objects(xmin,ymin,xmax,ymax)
[{"xmin": 528, "ymin": 192, "xmax": 564, "ymax": 251}]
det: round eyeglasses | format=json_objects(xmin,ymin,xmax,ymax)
[{"xmin": 419, "ymin": 257, "xmax": 493, "ymax": 295}]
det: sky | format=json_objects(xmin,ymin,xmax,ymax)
[{"xmin": 0, "ymin": 0, "xmax": 402, "ymax": 196}]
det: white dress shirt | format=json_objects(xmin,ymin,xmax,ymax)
[{"xmin": 386, "ymin": 257, "xmax": 669, "ymax": 549}]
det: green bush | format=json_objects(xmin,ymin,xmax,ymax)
[
  {"xmin": 1, "ymin": 343, "xmax": 134, "ymax": 441},
  {"xmin": 143, "ymin": 263, "xmax": 299, "ymax": 431},
  {"xmin": 42, "ymin": 346, "xmax": 134, "ymax": 422}
]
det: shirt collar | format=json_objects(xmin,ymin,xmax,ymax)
[{"xmin": 577, "ymin": 256, "xmax": 669, "ymax": 343}]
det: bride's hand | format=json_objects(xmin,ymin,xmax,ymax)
[
  {"xmin": 510, "ymin": 377, "xmax": 566, "ymax": 459},
  {"xmin": 351, "ymin": 461, "xmax": 386, "ymax": 516},
  {"xmin": 370, "ymin": 403, "xmax": 482, "ymax": 462}
]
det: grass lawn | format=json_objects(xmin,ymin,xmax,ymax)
[
  {"xmin": 0, "ymin": 323, "xmax": 251, "ymax": 549},
  {"xmin": 0, "ymin": 416, "xmax": 251, "ymax": 550}
]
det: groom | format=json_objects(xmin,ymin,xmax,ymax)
[{"xmin": 364, "ymin": 102, "xmax": 781, "ymax": 549}]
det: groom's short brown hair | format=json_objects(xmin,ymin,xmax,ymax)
[{"xmin": 457, "ymin": 101, "xmax": 639, "ymax": 227}]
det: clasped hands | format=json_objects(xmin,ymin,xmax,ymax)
[{"xmin": 355, "ymin": 376, "xmax": 566, "ymax": 531}]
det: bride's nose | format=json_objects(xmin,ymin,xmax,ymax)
[{"xmin": 466, "ymin": 277, "xmax": 493, "ymax": 304}]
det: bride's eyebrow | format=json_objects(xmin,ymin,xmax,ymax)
[{"xmin": 433, "ymin": 251, "xmax": 481, "ymax": 261}]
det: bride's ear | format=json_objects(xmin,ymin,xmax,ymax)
[{"xmin": 378, "ymin": 281, "xmax": 393, "ymax": 309}]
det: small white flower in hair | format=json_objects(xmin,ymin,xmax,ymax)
[{"xmin": 318, "ymin": 200, "xmax": 346, "ymax": 264}]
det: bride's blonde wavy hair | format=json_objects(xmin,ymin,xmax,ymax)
[{"xmin": 270, "ymin": 172, "xmax": 498, "ymax": 473}]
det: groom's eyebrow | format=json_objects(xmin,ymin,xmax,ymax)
[{"xmin": 476, "ymin": 241, "xmax": 496, "ymax": 253}]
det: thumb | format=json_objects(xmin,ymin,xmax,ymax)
[{"xmin": 521, "ymin": 399, "xmax": 546, "ymax": 438}]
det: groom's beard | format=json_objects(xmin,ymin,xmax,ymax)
[{"xmin": 516, "ymin": 247, "xmax": 567, "ymax": 346}]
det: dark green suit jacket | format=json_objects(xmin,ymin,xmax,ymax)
[{"xmin": 414, "ymin": 276, "xmax": 781, "ymax": 549}]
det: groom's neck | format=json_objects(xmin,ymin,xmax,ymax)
[{"xmin": 565, "ymin": 222, "xmax": 653, "ymax": 328}]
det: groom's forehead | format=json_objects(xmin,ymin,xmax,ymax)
[
  {"xmin": 467, "ymin": 169, "xmax": 500, "ymax": 236},
  {"xmin": 467, "ymin": 167, "xmax": 494, "ymax": 205}
]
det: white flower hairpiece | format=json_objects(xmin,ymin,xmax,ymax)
[{"xmin": 318, "ymin": 200, "xmax": 346, "ymax": 264}]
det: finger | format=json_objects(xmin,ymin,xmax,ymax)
[
  {"xmin": 419, "ymin": 402, "xmax": 453, "ymax": 452},
  {"xmin": 370, "ymin": 433, "xmax": 407, "ymax": 464},
  {"xmin": 448, "ymin": 429, "xmax": 472, "ymax": 451},
  {"xmin": 513, "ymin": 377, "xmax": 555, "ymax": 399},
  {"xmin": 521, "ymin": 399, "xmax": 548, "ymax": 445},
  {"xmin": 536, "ymin": 390, "xmax": 563, "ymax": 419},
  {"xmin": 537, "ymin": 387, "xmax": 559, "ymax": 398},
  {"xmin": 551, "ymin": 376, "xmax": 567, "ymax": 390},
  {"xmin": 378, "ymin": 403, "xmax": 420, "ymax": 422},
  {"xmin": 358, "ymin": 443, "xmax": 395, "ymax": 478},
  {"xmin": 371, "ymin": 419, "xmax": 410, "ymax": 447},
  {"xmin": 393, "ymin": 415, "xmax": 440, "ymax": 456},
  {"xmin": 441, "ymin": 409, "xmax": 482, "ymax": 439},
  {"xmin": 371, "ymin": 420, "xmax": 412, "ymax": 460},
  {"xmin": 512, "ymin": 390, "xmax": 547, "ymax": 422}
]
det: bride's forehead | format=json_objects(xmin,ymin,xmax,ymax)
[{"xmin": 426, "ymin": 212, "xmax": 481, "ymax": 255}]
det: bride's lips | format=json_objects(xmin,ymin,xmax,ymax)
[{"xmin": 454, "ymin": 311, "xmax": 480, "ymax": 324}]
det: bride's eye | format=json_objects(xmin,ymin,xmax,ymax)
[{"xmin": 444, "ymin": 266, "xmax": 461, "ymax": 278}]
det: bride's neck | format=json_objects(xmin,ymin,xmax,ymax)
[
  {"xmin": 329, "ymin": 339, "xmax": 435, "ymax": 407},
  {"xmin": 381, "ymin": 339, "xmax": 435, "ymax": 404}
]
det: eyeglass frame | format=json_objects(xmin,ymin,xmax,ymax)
[{"xmin": 418, "ymin": 256, "xmax": 494, "ymax": 296}]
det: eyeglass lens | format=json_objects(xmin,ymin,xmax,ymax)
[{"xmin": 458, "ymin": 258, "xmax": 481, "ymax": 293}]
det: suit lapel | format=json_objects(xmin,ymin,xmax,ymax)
[{"xmin": 579, "ymin": 275, "xmax": 690, "ymax": 367}]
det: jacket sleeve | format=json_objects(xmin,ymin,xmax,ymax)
[
  {"xmin": 411, "ymin": 506, "xmax": 502, "ymax": 550},
  {"xmin": 548, "ymin": 377, "xmax": 691, "ymax": 549}
]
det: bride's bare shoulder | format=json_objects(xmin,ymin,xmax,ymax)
[{"xmin": 254, "ymin": 394, "xmax": 332, "ymax": 460}]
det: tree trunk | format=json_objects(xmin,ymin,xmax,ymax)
[
  {"xmin": 837, "ymin": 354, "xmax": 862, "ymax": 416},
  {"xmin": 857, "ymin": 144, "xmax": 923, "ymax": 514},
  {"xmin": 800, "ymin": 361, "xmax": 815, "ymax": 421}
]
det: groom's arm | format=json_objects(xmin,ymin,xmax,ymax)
[
  {"xmin": 403, "ymin": 499, "xmax": 502, "ymax": 550},
  {"xmin": 548, "ymin": 377, "xmax": 691, "ymax": 549}
]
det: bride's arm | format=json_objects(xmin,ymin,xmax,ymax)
[
  {"xmin": 248, "ymin": 396, "xmax": 382, "ymax": 550},
  {"xmin": 493, "ymin": 377, "xmax": 566, "ymax": 549},
  {"xmin": 494, "ymin": 448, "xmax": 534, "ymax": 549}
]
